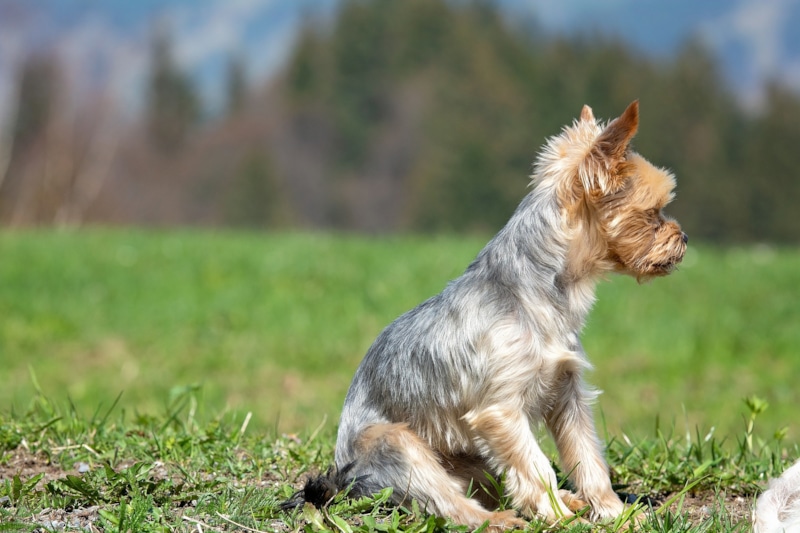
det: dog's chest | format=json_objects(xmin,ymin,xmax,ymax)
[{"xmin": 515, "ymin": 334, "xmax": 589, "ymax": 420}]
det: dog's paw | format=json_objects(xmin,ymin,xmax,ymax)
[
  {"xmin": 484, "ymin": 509, "xmax": 527, "ymax": 532},
  {"xmin": 558, "ymin": 489, "xmax": 589, "ymax": 514},
  {"xmin": 518, "ymin": 495, "xmax": 585, "ymax": 528},
  {"xmin": 586, "ymin": 493, "xmax": 626, "ymax": 521}
]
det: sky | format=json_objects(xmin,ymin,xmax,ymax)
[
  {"xmin": 0, "ymin": 0, "xmax": 799, "ymax": 126},
  {"xmin": 0, "ymin": 0, "xmax": 339, "ymax": 122}
]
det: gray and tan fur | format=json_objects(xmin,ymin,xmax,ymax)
[{"xmin": 287, "ymin": 101, "xmax": 687, "ymax": 530}]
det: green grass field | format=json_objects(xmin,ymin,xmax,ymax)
[
  {"xmin": 1, "ymin": 230, "xmax": 797, "ymax": 442},
  {"xmin": 1, "ymin": 229, "xmax": 799, "ymax": 531}
]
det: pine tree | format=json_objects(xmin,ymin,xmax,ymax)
[
  {"xmin": 145, "ymin": 24, "xmax": 200, "ymax": 152},
  {"xmin": 225, "ymin": 53, "xmax": 247, "ymax": 116},
  {"xmin": 10, "ymin": 54, "xmax": 59, "ymax": 153}
]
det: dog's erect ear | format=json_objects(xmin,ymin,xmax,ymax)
[
  {"xmin": 596, "ymin": 100, "xmax": 639, "ymax": 161},
  {"xmin": 580, "ymin": 100, "xmax": 639, "ymax": 195},
  {"xmin": 580, "ymin": 104, "xmax": 595, "ymax": 122}
]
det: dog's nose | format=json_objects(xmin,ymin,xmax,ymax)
[{"xmin": 682, "ymin": 232, "xmax": 688, "ymax": 244}]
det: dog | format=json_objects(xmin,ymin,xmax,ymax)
[
  {"xmin": 283, "ymin": 101, "xmax": 687, "ymax": 530},
  {"xmin": 753, "ymin": 459, "xmax": 800, "ymax": 533}
]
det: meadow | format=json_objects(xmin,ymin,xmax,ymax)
[
  {"xmin": 1, "ymin": 230, "xmax": 797, "ymax": 442},
  {"xmin": 1, "ymin": 229, "xmax": 799, "ymax": 531}
]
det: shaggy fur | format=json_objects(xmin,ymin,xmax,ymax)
[
  {"xmin": 285, "ymin": 101, "xmax": 687, "ymax": 530},
  {"xmin": 753, "ymin": 460, "xmax": 800, "ymax": 533}
]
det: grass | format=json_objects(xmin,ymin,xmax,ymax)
[
  {"xmin": 1, "ymin": 229, "xmax": 799, "ymax": 530},
  {"xmin": 1, "ymin": 230, "xmax": 798, "ymax": 440},
  {"xmin": 0, "ymin": 387, "xmax": 795, "ymax": 531},
  {"xmin": 0, "ymin": 230, "xmax": 484, "ymax": 434}
]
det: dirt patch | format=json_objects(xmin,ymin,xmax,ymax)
[
  {"xmin": 0, "ymin": 446, "xmax": 77, "ymax": 486},
  {"xmin": 665, "ymin": 491, "xmax": 754, "ymax": 526},
  {"xmin": 0, "ymin": 448, "xmax": 102, "ymax": 531}
]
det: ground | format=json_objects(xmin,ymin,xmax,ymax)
[{"xmin": 0, "ymin": 446, "xmax": 757, "ymax": 531}]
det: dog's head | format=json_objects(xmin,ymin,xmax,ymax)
[{"xmin": 537, "ymin": 101, "xmax": 687, "ymax": 281}]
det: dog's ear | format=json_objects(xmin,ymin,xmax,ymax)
[
  {"xmin": 581, "ymin": 100, "xmax": 639, "ymax": 195},
  {"xmin": 580, "ymin": 104, "xmax": 595, "ymax": 122},
  {"xmin": 597, "ymin": 100, "xmax": 638, "ymax": 161}
]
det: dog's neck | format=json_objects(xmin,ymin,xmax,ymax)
[{"xmin": 471, "ymin": 187, "xmax": 600, "ymax": 332}]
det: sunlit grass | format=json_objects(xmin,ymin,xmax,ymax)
[
  {"xmin": 0, "ymin": 389, "xmax": 795, "ymax": 531},
  {"xmin": 1, "ymin": 230, "xmax": 798, "ymax": 444}
]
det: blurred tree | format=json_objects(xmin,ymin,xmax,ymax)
[
  {"xmin": 225, "ymin": 53, "xmax": 247, "ymax": 116},
  {"xmin": 225, "ymin": 151, "xmax": 287, "ymax": 228},
  {"xmin": 408, "ymin": 3, "xmax": 537, "ymax": 232},
  {"xmin": 287, "ymin": 24, "xmax": 326, "ymax": 103},
  {"xmin": 277, "ymin": 0, "xmax": 800, "ymax": 241},
  {"xmin": 146, "ymin": 25, "xmax": 200, "ymax": 153},
  {"xmin": 743, "ymin": 83, "xmax": 800, "ymax": 242},
  {"xmin": 5, "ymin": 0, "xmax": 799, "ymax": 241},
  {"xmin": 0, "ymin": 53, "xmax": 119, "ymax": 227},
  {"xmin": 0, "ymin": 54, "xmax": 60, "ymax": 222},
  {"xmin": 328, "ymin": 0, "xmax": 393, "ymax": 170},
  {"xmin": 10, "ymin": 55, "xmax": 58, "ymax": 152}
]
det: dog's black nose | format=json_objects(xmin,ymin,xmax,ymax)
[{"xmin": 682, "ymin": 232, "xmax": 689, "ymax": 244}]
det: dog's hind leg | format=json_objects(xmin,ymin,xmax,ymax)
[
  {"xmin": 346, "ymin": 423, "xmax": 525, "ymax": 531},
  {"xmin": 441, "ymin": 453, "xmax": 504, "ymax": 510}
]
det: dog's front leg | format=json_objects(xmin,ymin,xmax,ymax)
[
  {"xmin": 463, "ymin": 405, "xmax": 574, "ymax": 523},
  {"xmin": 545, "ymin": 369, "xmax": 625, "ymax": 520}
]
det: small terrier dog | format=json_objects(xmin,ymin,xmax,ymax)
[{"xmin": 285, "ymin": 101, "xmax": 687, "ymax": 529}]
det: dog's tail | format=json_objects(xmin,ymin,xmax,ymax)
[
  {"xmin": 752, "ymin": 460, "xmax": 800, "ymax": 533},
  {"xmin": 280, "ymin": 463, "xmax": 370, "ymax": 511}
]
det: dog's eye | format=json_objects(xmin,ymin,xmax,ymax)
[{"xmin": 644, "ymin": 209, "xmax": 663, "ymax": 229}]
